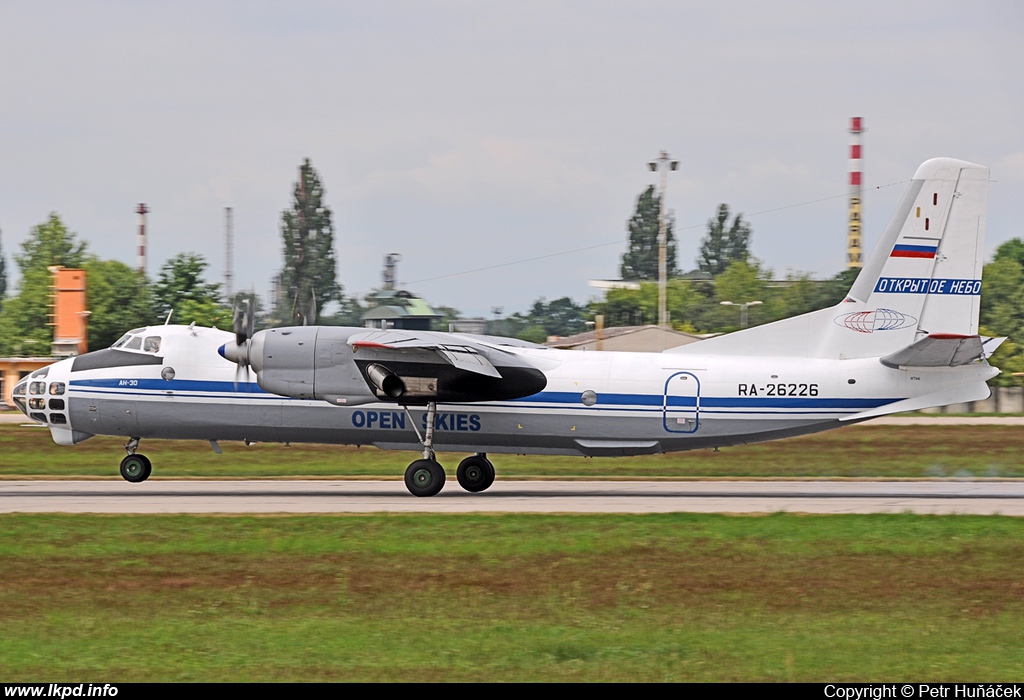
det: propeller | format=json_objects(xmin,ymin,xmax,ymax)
[{"xmin": 231, "ymin": 296, "xmax": 256, "ymax": 390}]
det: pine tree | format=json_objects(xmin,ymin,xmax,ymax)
[
  {"xmin": 279, "ymin": 159, "xmax": 341, "ymax": 325},
  {"xmin": 620, "ymin": 186, "xmax": 677, "ymax": 281},
  {"xmin": 697, "ymin": 204, "xmax": 752, "ymax": 276}
]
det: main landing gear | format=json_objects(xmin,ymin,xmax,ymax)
[
  {"xmin": 119, "ymin": 437, "xmax": 152, "ymax": 483},
  {"xmin": 402, "ymin": 402, "xmax": 496, "ymax": 497}
]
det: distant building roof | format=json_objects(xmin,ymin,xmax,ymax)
[{"xmin": 362, "ymin": 289, "xmax": 441, "ymax": 322}]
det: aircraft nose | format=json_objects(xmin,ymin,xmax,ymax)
[{"xmin": 11, "ymin": 377, "xmax": 32, "ymax": 420}]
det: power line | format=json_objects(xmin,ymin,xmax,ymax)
[{"xmin": 408, "ymin": 180, "xmax": 910, "ymax": 286}]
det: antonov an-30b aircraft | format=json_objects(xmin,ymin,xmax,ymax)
[{"xmin": 13, "ymin": 158, "xmax": 1001, "ymax": 496}]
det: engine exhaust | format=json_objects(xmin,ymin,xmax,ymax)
[{"xmin": 365, "ymin": 363, "xmax": 406, "ymax": 399}]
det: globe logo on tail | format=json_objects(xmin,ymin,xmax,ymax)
[{"xmin": 834, "ymin": 309, "xmax": 917, "ymax": 333}]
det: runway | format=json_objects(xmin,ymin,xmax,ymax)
[{"xmin": 2, "ymin": 479, "xmax": 1024, "ymax": 515}]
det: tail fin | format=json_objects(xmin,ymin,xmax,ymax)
[
  {"xmin": 847, "ymin": 157, "xmax": 988, "ymax": 337},
  {"xmin": 668, "ymin": 157, "xmax": 989, "ymax": 359}
]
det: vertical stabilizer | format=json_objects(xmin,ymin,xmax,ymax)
[
  {"xmin": 849, "ymin": 157, "xmax": 988, "ymax": 337},
  {"xmin": 667, "ymin": 158, "xmax": 989, "ymax": 359}
]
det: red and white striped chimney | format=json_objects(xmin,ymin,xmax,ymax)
[
  {"xmin": 136, "ymin": 203, "xmax": 148, "ymax": 275},
  {"xmin": 847, "ymin": 118, "xmax": 863, "ymax": 269}
]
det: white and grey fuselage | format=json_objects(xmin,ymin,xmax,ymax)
[{"xmin": 13, "ymin": 321, "xmax": 995, "ymax": 458}]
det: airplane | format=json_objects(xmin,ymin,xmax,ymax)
[{"xmin": 11, "ymin": 157, "xmax": 1001, "ymax": 497}]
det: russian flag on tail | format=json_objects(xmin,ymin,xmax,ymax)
[{"xmin": 890, "ymin": 243, "xmax": 938, "ymax": 259}]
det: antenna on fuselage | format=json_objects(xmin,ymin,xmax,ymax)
[{"xmin": 164, "ymin": 309, "xmax": 174, "ymax": 325}]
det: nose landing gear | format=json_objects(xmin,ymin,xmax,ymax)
[{"xmin": 119, "ymin": 438, "xmax": 152, "ymax": 483}]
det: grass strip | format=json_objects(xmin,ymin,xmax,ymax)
[{"xmin": 1, "ymin": 512, "xmax": 1023, "ymax": 681}]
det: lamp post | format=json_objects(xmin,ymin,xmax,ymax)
[
  {"xmin": 648, "ymin": 150, "xmax": 678, "ymax": 329},
  {"xmin": 720, "ymin": 300, "xmax": 762, "ymax": 328}
]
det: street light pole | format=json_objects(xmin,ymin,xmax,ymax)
[
  {"xmin": 720, "ymin": 300, "xmax": 763, "ymax": 328},
  {"xmin": 648, "ymin": 150, "xmax": 678, "ymax": 329}
]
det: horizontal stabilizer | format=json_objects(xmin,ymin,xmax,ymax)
[
  {"xmin": 880, "ymin": 334, "xmax": 988, "ymax": 369},
  {"xmin": 348, "ymin": 330, "xmax": 502, "ymax": 377}
]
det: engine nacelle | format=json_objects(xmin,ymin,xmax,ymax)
[{"xmin": 240, "ymin": 326, "xmax": 547, "ymax": 406}]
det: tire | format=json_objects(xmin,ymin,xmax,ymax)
[
  {"xmin": 120, "ymin": 454, "xmax": 152, "ymax": 483},
  {"xmin": 405, "ymin": 459, "xmax": 446, "ymax": 497},
  {"xmin": 457, "ymin": 455, "xmax": 495, "ymax": 493}
]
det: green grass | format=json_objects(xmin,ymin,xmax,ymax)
[
  {"xmin": 3, "ymin": 422, "xmax": 1024, "ymax": 478},
  {"xmin": 2, "ymin": 513, "xmax": 1023, "ymax": 681}
]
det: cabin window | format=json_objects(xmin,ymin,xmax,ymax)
[{"xmin": 144, "ymin": 336, "xmax": 161, "ymax": 353}]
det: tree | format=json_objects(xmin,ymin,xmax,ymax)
[
  {"xmin": 713, "ymin": 259, "xmax": 770, "ymax": 329},
  {"xmin": 151, "ymin": 253, "xmax": 228, "ymax": 328},
  {"xmin": 528, "ymin": 297, "xmax": 590, "ymax": 337},
  {"xmin": 620, "ymin": 185, "xmax": 678, "ymax": 281},
  {"xmin": 83, "ymin": 258, "xmax": 154, "ymax": 349},
  {"xmin": 994, "ymin": 238, "xmax": 1024, "ymax": 268},
  {"xmin": 0, "ymin": 214, "xmax": 88, "ymax": 354},
  {"xmin": 595, "ymin": 281, "xmax": 704, "ymax": 330},
  {"xmin": 697, "ymin": 204, "xmax": 751, "ymax": 276},
  {"xmin": 279, "ymin": 158, "xmax": 341, "ymax": 324}
]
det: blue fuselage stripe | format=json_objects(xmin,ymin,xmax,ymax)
[{"xmin": 70, "ymin": 379, "xmax": 898, "ymax": 412}]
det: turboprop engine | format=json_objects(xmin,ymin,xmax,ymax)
[{"xmin": 221, "ymin": 326, "xmax": 547, "ymax": 406}]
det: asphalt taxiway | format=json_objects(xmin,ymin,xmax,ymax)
[{"xmin": 2, "ymin": 479, "xmax": 1024, "ymax": 515}]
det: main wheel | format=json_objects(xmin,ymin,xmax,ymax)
[
  {"xmin": 457, "ymin": 455, "xmax": 495, "ymax": 493},
  {"xmin": 120, "ymin": 454, "xmax": 152, "ymax": 483},
  {"xmin": 404, "ymin": 459, "xmax": 446, "ymax": 497}
]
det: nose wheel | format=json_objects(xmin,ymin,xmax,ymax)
[
  {"xmin": 119, "ymin": 437, "xmax": 152, "ymax": 483},
  {"xmin": 120, "ymin": 454, "xmax": 152, "ymax": 483}
]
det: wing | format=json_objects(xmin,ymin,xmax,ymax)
[
  {"xmin": 347, "ymin": 329, "xmax": 546, "ymax": 403},
  {"xmin": 348, "ymin": 330, "xmax": 501, "ymax": 377}
]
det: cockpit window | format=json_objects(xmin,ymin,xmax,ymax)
[
  {"xmin": 124, "ymin": 336, "xmax": 143, "ymax": 350},
  {"xmin": 31, "ymin": 367, "xmax": 49, "ymax": 379},
  {"xmin": 29, "ymin": 382, "xmax": 46, "ymax": 395},
  {"xmin": 49, "ymin": 382, "xmax": 66, "ymax": 396},
  {"xmin": 112, "ymin": 333, "xmax": 131, "ymax": 348},
  {"xmin": 143, "ymin": 336, "xmax": 161, "ymax": 353},
  {"xmin": 13, "ymin": 380, "xmax": 28, "ymax": 397}
]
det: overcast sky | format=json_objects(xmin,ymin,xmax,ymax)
[{"xmin": 1, "ymin": 1, "xmax": 1022, "ymax": 318}]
